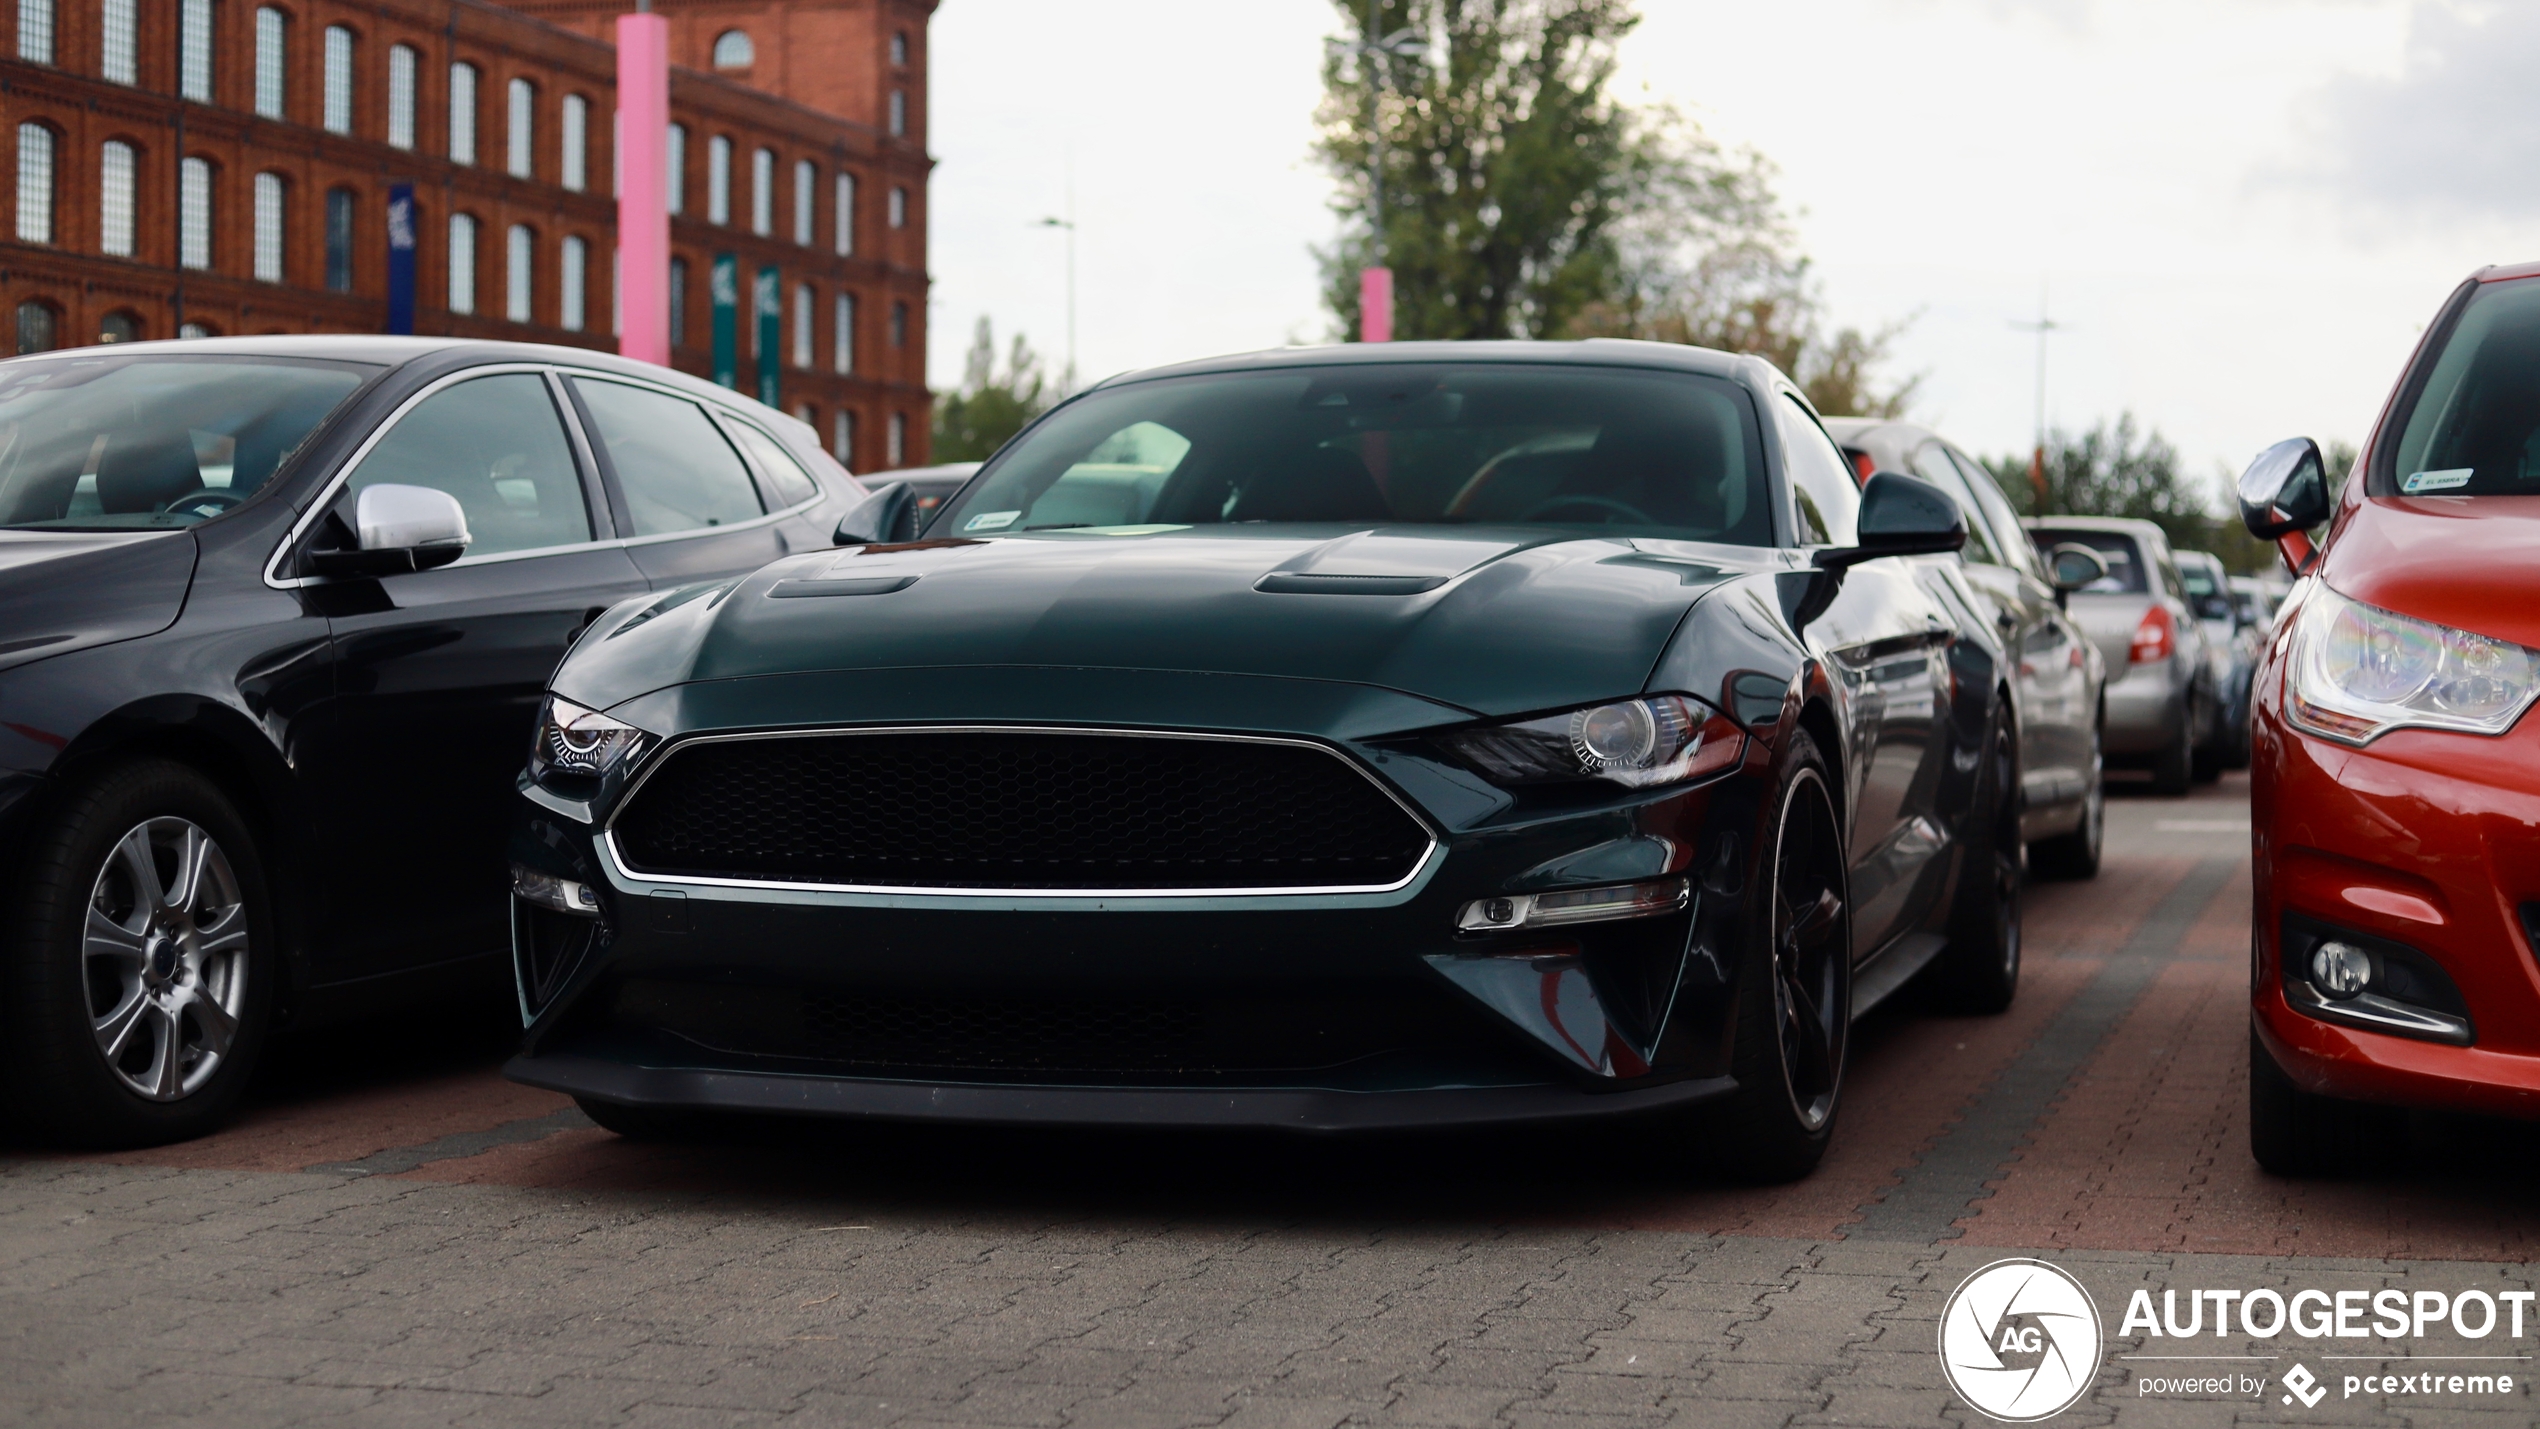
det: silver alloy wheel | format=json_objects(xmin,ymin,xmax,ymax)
[{"xmin": 83, "ymin": 817, "xmax": 250, "ymax": 1101}]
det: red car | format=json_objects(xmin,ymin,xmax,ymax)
[{"xmin": 2243, "ymin": 261, "xmax": 2540, "ymax": 1173}]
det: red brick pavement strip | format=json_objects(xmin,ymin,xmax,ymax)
[{"xmin": 66, "ymin": 1066, "xmax": 573, "ymax": 1175}]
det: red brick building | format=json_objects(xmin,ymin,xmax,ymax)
[{"xmin": 0, "ymin": 0, "xmax": 932, "ymax": 470}]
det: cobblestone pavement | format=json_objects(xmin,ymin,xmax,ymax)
[{"xmin": 7, "ymin": 775, "xmax": 2540, "ymax": 1428}]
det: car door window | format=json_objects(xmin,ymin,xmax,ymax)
[
  {"xmin": 571, "ymin": 377, "xmax": 766, "ymax": 535},
  {"xmin": 1776, "ymin": 396, "xmax": 1859, "ymax": 546},
  {"xmin": 341, "ymin": 372, "xmax": 591, "ymax": 557},
  {"xmin": 1947, "ymin": 448, "xmax": 2041, "ymax": 578},
  {"xmin": 1909, "ymin": 443, "xmax": 2002, "ymax": 565},
  {"xmin": 722, "ymin": 418, "xmax": 820, "ymax": 508}
]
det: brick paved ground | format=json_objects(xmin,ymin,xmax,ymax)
[{"xmin": 7, "ymin": 774, "xmax": 2540, "ymax": 1427}]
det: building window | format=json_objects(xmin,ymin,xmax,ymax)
[
  {"xmin": 322, "ymin": 27, "xmax": 354, "ymax": 134},
  {"xmin": 506, "ymin": 224, "xmax": 534, "ymax": 323},
  {"xmin": 890, "ymin": 30, "xmax": 908, "ymax": 66},
  {"xmin": 832, "ymin": 409, "xmax": 853, "ymax": 465},
  {"xmin": 793, "ymin": 159, "xmax": 815, "ymax": 246},
  {"xmin": 561, "ymin": 94, "xmax": 587, "ymax": 193},
  {"xmin": 15, "ymin": 300, "xmax": 56, "ymax": 354},
  {"xmin": 888, "ymin": 91, "xmax": 906, "ymax": 137},
  {"xmin": 179, "ymin": 0, "xmax": 212, "ymax": 99},
  {"xmin": 890, "ymin": 300, "xmax": 907, "ymax": 349},
  {"xmin": 792, "ymin": 283, "xmax": 813, "ymax": 368},
  {"xmin": 507, "ymin": 78, "xmax": 535, "ymax": 179},
  {"xmin": 888, "ymin": 186, "xmax": 907, "ymax": 229},
  {"xmin": 179, "ymin": 321, "xmax": 209, "ymax": 339},
  {"xmin": 99, "ymin": 140, "xmax": 135, "ymax": 257},
  {"xmin": 101, "ymin": 0, "xmax": 135, "ymax": 83},
  {"xmin": 833, "ymin": 291, "xmax": 853, "ymax": 374},
  {"xmin": 325, "ymin": 187, "xmax": 354, "ymax": 292},
  {"xmin": 835, "ymin": 173, "xmax": 855, "ymax": 256},
  {"xmin": 254, "ymin": 8, "xmax": 285, "ymax": 119},
  {"xmin": 559, "ymin": 235, "xmax": 586, "ymax": 332},
  {"xmin": 608, "ymin": 242, "xmax": 618, "ymax": 334},
  {"xmin": 448, "ymin": 213, "xmax": 477, "ymax": 314},
  {"xmin": 750, "ymin": 147, "xmax": 773, "ymax": 236},
  {"xmin": 887, "ymin": 411, "xmax": 905, "ymax": 468},
  {"xmin": 449, "ymin": 63, "xmax": 478, "ymax": 165},
  {"xmin": 179, "ymin": 157, "xmax": 211, "ymax": 269},
  {"xmin": 253, "ymin": 173, "xmax": 285, "ymax": 282},
  {"xmin": 706, "ymin": 135, "xmax": 730, "ymax": 225},
  {"xmin": 711, "ymin": 29, "xmax": 751, "ymax": 68},
  {"xmin": 15, "ymin": 123, "xmax": 53, "ymax": 244},
  {"xmin": 668, "ymin": 256, "xmax": 687, "ymax": 348},
  {"xmin": 665, "ymin": 123, "xmax": 686, "ymax": 216},
  {"xmin": 387, "ymin": 45, "xmax": 417, "ymax": 149},
  {"xmin": 16, "ymin": 0, "xmax": 51, "ymax": 64},
  {"xmin": 99, "ymin": 311, "xmax": 139, "ymax": 343}
]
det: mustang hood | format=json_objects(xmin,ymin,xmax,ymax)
[{"xmin": 561, "ymin": 526, "xmax": 1764, "ymax": 720}]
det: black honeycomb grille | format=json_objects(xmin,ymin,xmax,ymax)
[{"xmin": 610, "ymin": 730, "xmax": 1431, "ymax": 890}]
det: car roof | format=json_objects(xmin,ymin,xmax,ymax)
[
  {"xmin": 0, "ymin": 334, "xmax": 795, "ymax": 428},
  {"xmin": 1090, "ymin": 338, "xmax": 1767, "ymax": 390},
  {"xmin": 871, "ymin": 462, "xmax": 981, "ymax": 482},
  {"xmin": 2022, "ymin": 514, "xmax": 2170, "ymax": 544}
]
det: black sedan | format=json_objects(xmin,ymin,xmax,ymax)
[
  {"xmin": 0, "ymin": 337, "xmax": 860, "ymax": 1145},
  {"xmin": 508, "ymin": 340, "xmax": 2022, "ymax": 1181}
]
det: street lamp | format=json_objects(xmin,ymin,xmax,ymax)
[
  {"xmin": 1326, "ymin": 5, "xmax": 1422, "ymax": 342},
  {"xmin": 1035, "ymin": 214, "xmax": 1075, "ymax": 393}
]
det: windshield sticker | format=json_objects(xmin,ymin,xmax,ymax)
[
  {"xmin": 2403, "ymin": 468, "xmax": 2474, "ymax": 494},
  {"xmin": 962, "ymin": 510, "xmax": 1021, "ymax": 532}
]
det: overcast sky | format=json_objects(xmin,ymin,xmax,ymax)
[{"xmin": 925, "ymin": 0, "xmax": 2537, "ymax": 493}]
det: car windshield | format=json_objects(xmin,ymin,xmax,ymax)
[
  {"xmin": 2032, "ymin": 528, "xmax": 2149, "ymax": 595},
  {"xmin": 0, "ymin": 354, "xmax": 371, "ymax": 529},
  {"xmin": 935, "ymin": 363, "xmax": 1772, "ymax": 544},
  {"xmin": 2387, "ymin": 277, "xmax": 2540, "ymax": 497}
]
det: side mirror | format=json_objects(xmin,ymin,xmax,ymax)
[
  {"xmin": 1811, "ymin": 472, "xmax": 1967, "ymax": 571},
  {"xmin": 2045, "ymin": 542, "xmax": 2108, "ymax": 607},
  {"xmin": 833, "ymin": 480, "xmax": 917, "ymax": 546},
  {"xmin": 307, "ymin": 483, "xmax": 470, "ymax": 578},
  {"xmin": 2238, "ymin": 437, "xmax": 2331, "ymax": 576}
]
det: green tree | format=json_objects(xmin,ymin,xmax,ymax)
[
  {"xmin": 930, "ymin": 318, "xmax": 1052, "ymax": 464},
  {"xmin": 1313, "ymin": 1, "xmax": 1913, "ymax": 415},
  {"xmin": 1981, "ymin": 414, "xmax": 2217, "ymax": 554}
]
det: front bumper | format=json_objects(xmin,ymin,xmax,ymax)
[
  {"xmin": 505, "ymin": 688, "xmax": 1778, "ymax": 1129},
  {"xmin": 2253, "ymin": 702, "xmax": 2540, "ymax": 1120}
]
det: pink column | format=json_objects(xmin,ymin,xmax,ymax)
[
  {"xmin": 616, "ymin": 11, "xmax": 671, "ymax": 365},
  {"xmin": 1359, "ymin": 267, "xmax": 1393, "ymax": 343}
]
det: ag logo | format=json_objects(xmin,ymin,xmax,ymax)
[{"xmin": 1939, "ymin": 1258, "xmax": 2104, "ymax": 1422}]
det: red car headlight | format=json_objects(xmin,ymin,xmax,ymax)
[{"xmin": 2284, "ymin": 583, "xmax": 2540, "ymax": 744}]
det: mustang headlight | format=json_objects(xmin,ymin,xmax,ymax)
[
  {"xmin": 2286, "ymin": 584, "xmax": 2540, "ymax": 744},
  {"xmin": 1439, "ymin": 695, "xmax": 1744, "ymax": 789},
  {"xmin": 527, "ymin": 695, "xmax": 654, "ymax": 784}
]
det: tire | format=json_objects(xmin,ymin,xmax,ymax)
[
  {"xmin": 1, "ymin": 760, "xmax": 276, "ymax": 1147},
  {"xmin": 2031, "ymin": 717, "xmax": 2103, "ymax": 881},
  {"xmin": 1931, "ymin": 706, "xmax": 2021, "ymax": 1014},
  {"xmin": 2248, "ymin": 1028, "xmax": 2401, "ymax": 1177},
  {"xmin": 576, "ymin": 1096, "xmax": 706, "ymax": 1142},
  {"xmin": 1707, "ymin": 728, "xmax": 1851, "ymax": 1184}
]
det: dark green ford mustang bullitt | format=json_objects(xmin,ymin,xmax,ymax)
[{"xmin": 504, "ymin": 340, "xmax": 2020, "ymax": 1180}]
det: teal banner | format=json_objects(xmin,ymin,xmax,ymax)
[
  {"xmin": 754, "ymin": 265, "xmax": 781, "ymax": 408},
  {"xmin": 709, "ymin": 253, "xmax": 738, "ymax": 389}
]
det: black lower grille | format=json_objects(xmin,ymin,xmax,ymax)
[{"xmin": 610, "ymin": 730, "xmax": 1431, "ymax": 890}]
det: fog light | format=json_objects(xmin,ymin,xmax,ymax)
[
  {"xmin": 1456, "ymin": 876, "xmax": 1689, "ymax": 935},
  {"xmin": 512, "ymin": 863, "xmax": 599, "ymax": 917},
  {"xmin": 2310, "ymin": 940, "xmax": 2372, "ymax": 999}
]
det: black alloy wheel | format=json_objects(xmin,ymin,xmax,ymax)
[
  {"xmin": 2247, "ymin": 1027, "xmax": 2401, "ymax": 1177},
  {"xmin": 2031, "ymin": 713, "xmax": 2104, "ymax": 880},
  {"xmin": 1, "ymin": 760, "xmax": 276, "ymax": 1147},
  {"xmin": 1933, "ymin": 705, "xmax": 2022, "ymax": 1013},
  {"xmin": 1710, "ymin": 729, "xmax": 1851, "ymax": 1183}
]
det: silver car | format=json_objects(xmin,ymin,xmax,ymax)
[
  {"xmin": 2177, "ymin": 549, "xmax": 2259, "ymax": 771},
  {"xmin": 2021, "ymin": 515, "xmax": 2217, "ymax": 795},
  {"xmin": 1829, "ymin": 420, "xmax": 2109, "ymax": 876}
]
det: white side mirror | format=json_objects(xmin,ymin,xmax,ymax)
[{"xmin": 356, "ymin": 483, "xmax": 471, "ymax": 555}]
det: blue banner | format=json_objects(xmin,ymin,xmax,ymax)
[{"xmin": 384, "ymin": 185, "xmax": 415, "ymax": 335}]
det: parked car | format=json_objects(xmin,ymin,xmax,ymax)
[
  {"xmin": 1827, "ymin": 420, "xmax": 2108, "ymax": 877},
  {"xmin": 865, "ymin": 461, "xmax": 979, "ymax": 531},
  {"xmin": 2022, "ymin": 515, "xmax": 2219, "ymax": 794},
  {"xmin": 2177, "ymin": 549, "xmax": 2259, "ymax": 771},
  {"xmin": 2241, "ymin": 261, "xmax": 2540, "ymax": 1173},
  {"xmin": 508, "ymin": 339, "xmax": 2028, "ymax": 1183},
  {"xmin": 2229, "ymin": 575, "xmax": 2283, "ymax": 633},
  {"xmin": 0, "ymin": 336, "xmax": 862, "ymax": 1145}
]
